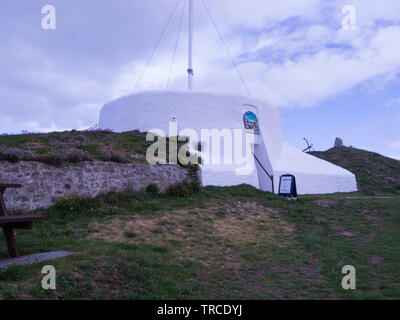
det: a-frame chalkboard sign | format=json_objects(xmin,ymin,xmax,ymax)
[{"xmin": 278, "ymin": 174, "xmax": 298, "ymax": 200}]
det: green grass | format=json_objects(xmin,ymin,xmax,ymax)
[
  {"xmin": 311, "ymin": 147, "xmax": 400, "ymax": 195},
  {"xmin": 1, "ymin": 185, "xmax": 399, "ymax": 300}
]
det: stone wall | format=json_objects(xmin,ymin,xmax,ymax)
[{"xmin": 0, "ymin": 161, "xmax": 193, "ymax": 212}]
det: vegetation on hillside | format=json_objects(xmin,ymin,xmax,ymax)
[
  {"xmin": 311, "ymin": 147, "xmax": 400, "ymax": 195},
  {"xmin": 0, "ymin": 130, "xmax": 150, "ymax": 165},
  {"xmin": 0, "ymin": 130, "xmax": 193, "ymax": 167},
  {"xmin": 2, "ymin": 131, "xmax": 399, "ymax": 196},
  {"xmin": 1, "ymin": 137, "xmax": 400, "ymax": 300},
  {"xmin": 1, "ymin": 185, "xmax": 399, "ymax": 300}
]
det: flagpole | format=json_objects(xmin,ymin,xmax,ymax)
[{"xmin": 187, "ymin": 0, "xmax": 193, "ymax": 90}]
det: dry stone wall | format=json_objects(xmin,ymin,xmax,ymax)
[{"xmin": 0, "ymin": 161, "xmax": 192, "ymax": 211}]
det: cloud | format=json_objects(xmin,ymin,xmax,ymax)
[
  {"xmin": 119, "ymin": 20, "xmax": 400, "ymax": 109},
  {"xmin": 256, "ymin": 26, "xmax": 400, "ymax": 107},
  {"xmin": 114, "ymin": 1, "xmax": 400, "ymax": 108},
  {"xmin": 1, "ymin": 0, "xmax": 400, "ymax": 133}
]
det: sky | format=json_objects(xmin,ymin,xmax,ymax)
[{"xmin": 0, "ymin": 0, "xmax": 400, "ymax": 159}]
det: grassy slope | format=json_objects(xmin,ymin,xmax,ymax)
[
  {"xmin": 310, "ymin": 147, "xmax": 400, "ymax": 195},
  {"xmin": 0, "ymin": 130, "xmax": 152, "ymax": 164},
  {"xmin": 1, "ymin": 142, "xmax": 400, "ymax": 300},
  {"xmin": 1, "ymin": 185, "xmax": 399, "ymax": 300}
]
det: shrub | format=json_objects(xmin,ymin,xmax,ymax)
[
  {"xmin": 0, "ymin": 146, "xmax": 32, "ymax": 163},
  {"xmin": 55, "ymin": 195, "xmax": 81, "ymax": 211},
  {"xmin": 100, "ymin": 145, "xmax": 127, "ymax": 163},
  {"xmin": 146, "ymin": 183, "xmax": 160, "ymax": 195},
  {"xmin": 110, "ymin": 153, "xmax": 126, "ymax": 163},
  {"xmin": 189, "ymin": 180, "xmax": 202, "ymax": 193},
  {"xmin": 36, "ymin": 154, "xmax": 63, "ymax": 167},
  {"xmin": 165, "ymin": 181, "xmax": 201, "ymax": 197},
  {"xmin": 124, "ymin": 231, "xmax": 137, "ymax": 239},
  {"xmin": 103, "ymin": 192, "xmax": 119, "ymax": 205},
  {"xmin": 64, "ymin": 151, "xmax": 91, "ymax": 163},
  {"xmin": 166, "ymin": 183, "xmax": 191, "ymax": 197},
  {"xmin": 0, "ymin": 152, "xmax": 20, "ymax": 163},
  {"xmin": 54, "ymin": 195, "xmax": 101, "ymax": 216}
]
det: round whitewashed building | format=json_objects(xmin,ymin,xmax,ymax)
[{"xmin": 99, "ymin": 90, "xmax": 357, "ymax": 194}]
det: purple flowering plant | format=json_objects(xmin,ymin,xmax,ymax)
[{"xmin": 0, "ymin": 129, "xmax": 139, "ymax": 165}]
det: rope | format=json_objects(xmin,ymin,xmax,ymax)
[
  {"xmin": 201, "ymin": 0, "xmax": 253, "ymax": 98},
  {"xmin": 133, "ymin": 0, "xmax": 181, "ymax": 92},
  {"xmin": 167, "ymin": 0, "xmax": 187, "ymax": 89},
  {"xmin": 252, "ymin": 152, "xmax": 273, "ymax": 182},
  {"xmin": 252, "ymin": 152, "xmax": 275, "ymax": 194}
]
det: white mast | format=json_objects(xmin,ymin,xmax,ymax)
[{"xmin": 187, "ymin": 0, "xmax": 194, "ymax": 90}]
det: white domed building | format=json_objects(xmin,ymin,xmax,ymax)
[
  {"xmin": 99, "ymin": 1, "xmax": 357, "ymax": 195},
  {"xmin": 99, "ymin": 90, "xmax": 357, "ymax": 194}
]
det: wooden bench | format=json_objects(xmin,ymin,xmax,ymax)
[{"xmin": 0, "ymin": 184, "xmax": 48, "ymax": 258}]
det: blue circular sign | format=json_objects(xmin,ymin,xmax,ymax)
[{"xmin": 243, "ymin": 111, "xmax": 260, "ymax": 134}]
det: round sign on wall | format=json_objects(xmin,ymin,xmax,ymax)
[{"xmin": 243, "ymin": 111, "xmax": 260, "ymax": 134}]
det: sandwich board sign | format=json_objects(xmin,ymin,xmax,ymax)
[{"xmin": 278, "ymin": 174, "xmax": 297, "ymax": 199}]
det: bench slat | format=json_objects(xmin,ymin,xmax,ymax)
[
  {"xmin": 0, "ymin": 184, "xmax": 22, "ymax": 188},
  {"xmin": 0, "ymin": 215, "xmax": 48, "ymax": 224}
]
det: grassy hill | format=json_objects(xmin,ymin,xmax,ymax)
[
  {"xmin": 310, "ymin": 147, "xmax": 400, "ymax": 195},
  {"xmin": 1, "ymin": 131, "xmax": 399, "ymax": 194},
  {"xmin": 1, "ymin": 140, "xmax": 400, "ymax": 300},
  {"xmin": 1, "ymin": 185, "xmax": 399, "ymax": 300}
]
